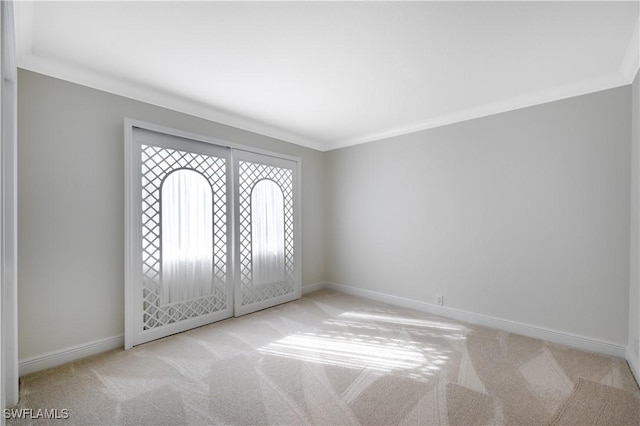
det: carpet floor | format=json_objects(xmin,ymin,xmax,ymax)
[{"xmin": 9, "ymin": 290, "xmax": 640, "ymax": 425}]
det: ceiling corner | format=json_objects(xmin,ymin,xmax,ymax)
[
  {"xmin": 13, "ymin": 1, "xmax": 33, "ymax": 62},
  {"xmin": 620, "ymin": 16, "xmax": 640, "ymax": 83}
]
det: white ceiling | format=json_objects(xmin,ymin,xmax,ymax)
[{"xmin": 14, "ymin": 1, "xmax": 640, "ymax": 151}]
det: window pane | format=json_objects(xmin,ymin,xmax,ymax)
[
  {"xmin": 251, "ymin": 179, "xmax": 285, "ymax": 285},
  {"xmin": 161, "ymin": 169, "xmax": 213, "ymax": 304}
]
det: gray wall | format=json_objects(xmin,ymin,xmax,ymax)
[
  {"xmin": 17, "ymin": 69, "xmax": 325, "ymax": 360},
  {"xmin": 325, "ymin": 86, "xmax": 631, "ymax": 344},
  {"xmin": 17, "ymin": 67, "xmax": 635, "ymax": 363},
  {"xmin": 630, "ymin": 69, "xmax": 640, "ymax": 366}
]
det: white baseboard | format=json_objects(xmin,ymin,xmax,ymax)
[
  {"xmin": 18, "ymin": 284, "xmax": 325, "ymax": 377},
  {"xmin": 626, "ymin": 347, "xmax": 640, "ymax": 387},
  {"xmin": 18, "ymin": 283, "xmax": 323, "ymax": 377},
  {"xmin": 18, "ymin": 283, "xmax": 632, "ymax": 379},
  {"xmin": 19, "ymin": 335, "xmax": 124, "ymax": 377},
  {"xmin": 302, "ymin": 281, "xmax": 326, "ymax": 295},
  {"xmin": 324, "ymin": 282, "xmax": 627, "ymax": 359}
]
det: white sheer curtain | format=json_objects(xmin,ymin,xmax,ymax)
[
  {"xmin": 161, "ymin": 170, "xmax": 214, "ymax": 304},
  {"xmin": 251, "ymin": 180, "xmax": 285, "ymax": 285}
]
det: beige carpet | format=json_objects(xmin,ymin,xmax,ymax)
[
  {"xmin": 9, "ymin": 290, "xmax": 640, "ymax": 425},
  {"xmin": 550, "ymin": 378, "xmax": 639, "ymax": 425}
]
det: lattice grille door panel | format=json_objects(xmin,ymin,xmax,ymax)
[
  {"xmin": 126, "ymin": 125, "xmax": 300, "ymax": 348},
  {"xmin": 127, "ymin": 127, "xmax": 233, "ymax": 348},
  {"xmin": 234, "ymin": 151, "xmax": 301, "ymax": 316},
  {"xmin": 141, "ymin": 144, "xmax": 228, "ymax": 330}
]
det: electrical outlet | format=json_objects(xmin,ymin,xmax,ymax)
[{"xmin": 436, "ymin": 294, "xmax": 443, "ymax": 306}]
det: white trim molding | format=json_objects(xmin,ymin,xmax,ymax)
[
  {"xmin": 2, "ymin": 0, "xmax": 19, "ymax": 411},
  {"xmin": 19, "ymin": 283, "xmax": 635, "ymax": 379},
  {"xmin": 16, "ymin": 54, "xmax": 326, "ymax": 152},
  {"xmin": 14, "ymin": 7, "xmax": 640, "ymax": 153},
  {"xmin": 626, "ymin": 348, "xmax": 640, "ymax": 387},
  {"xmin": 326, "ymin": 72, "xmax": 631, "ymax": 151},
  {"xmin": 620, "ymin": 16, "xmax": 640, "ymax": 84},
  {"xmin": 306, "ymin": 282, "xmax": 628, "ymax": 359},
  {"xmin": 302, "ymin": 282, "xmax": 326, "ymax": 295},
  {"xmin": 19, "ymin": 335, "xmax": 124, "ymax": 377},
  {"xmin": 19, "ymin": 51, "xmax": 634, "ymax": 153}
]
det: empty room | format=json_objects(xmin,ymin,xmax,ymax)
[{"xmin": 1, "ymin": 1, "xmax": 640, "ymax": 424}]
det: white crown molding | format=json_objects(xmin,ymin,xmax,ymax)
[
  {"xmin": 14, "ymin": 4, "xmax": 640, "ymax": 153},
  {"xmin": 326, "ymin": 72, "xmax": 631, "ymax": 151},
  {"xmin": 22, "ymin": 51, "xmax": 628, "ymax": 154},
  {"xmin": 17, "ymin": 54, "xmax": 327, "ymax": 152},
  {"xmin": 318, "ymin": 282, "xmax": 627, "ymax": 358},
  {"xmin": 20, "ymin": 55, "xmax": 631, "ymax": 153}
]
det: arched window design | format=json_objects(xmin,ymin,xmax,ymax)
[
  {"xmin": 251, "ymin": 179, "xmax": 285, "ymax": 285},
  {"xmin": 161, "ymin": 169, "xmax": 214, "ymax": 304}
]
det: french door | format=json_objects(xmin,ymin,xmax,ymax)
[{"xmin": 125, "ymin": 123, "xmax": 300, "ymax": 349}]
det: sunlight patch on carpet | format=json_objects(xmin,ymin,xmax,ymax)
[{"xmin": 259, "ymin": 311, "xmax": 453, "ymax": 380}]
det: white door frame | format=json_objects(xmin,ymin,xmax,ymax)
[
  {"xmin": 124, "ymin": 119, "xmax": 302, "ymax": 349},
  {"xmin": 1, "ymin": 0, "xmax": 19, "ymax": 413}
]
